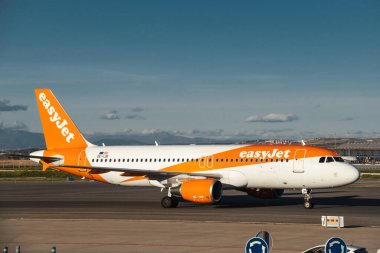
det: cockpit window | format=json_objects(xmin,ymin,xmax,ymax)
[
  {"xmin": 326, "ymin": 157, "xmax": 334, "ymax": 163},
  {"xmin": 333, "ymin": 157, "xmax": 344, "ymax": 162},
  {"xmin": 319, "ymin": 157, "xmax": 326, "ymax": 163}
]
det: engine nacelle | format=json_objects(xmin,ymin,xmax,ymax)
[
  {"xmin": 244, "ymin": 188, "xmax": 284, "ymax": 199},
  {"xmin": 172, "ymin": 179, "xmax": 223, "ymax": 204}
]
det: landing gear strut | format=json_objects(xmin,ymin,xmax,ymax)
[{"xmin": 302, "ymin": 188, "xmax": 314, "ymax": 209}]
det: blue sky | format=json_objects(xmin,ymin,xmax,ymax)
[{"xmin": 0, "ymin": 0, "xmax": 379, "ymax": 139}]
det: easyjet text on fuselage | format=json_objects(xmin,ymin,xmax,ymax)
[{"xmin": 239, "ymin": 149, "xmax": 291, "ymax": 160}]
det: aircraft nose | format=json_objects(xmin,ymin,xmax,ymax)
[{"xmin": 345, "ymin": 164, "xmax": 360, "ymax": 184}]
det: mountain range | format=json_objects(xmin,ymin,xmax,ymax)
[{"xmin": 0, "ymin": 129, "xmax": 235, "ymax": 150}]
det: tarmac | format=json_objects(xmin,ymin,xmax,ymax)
[{"xmin": 0, "ymin": 180, "xmax": 379, "ymax": 252}]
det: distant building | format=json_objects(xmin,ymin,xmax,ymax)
[{"xmin": 307, "ymin": 138, "xmax": 380, "ymax": 164}]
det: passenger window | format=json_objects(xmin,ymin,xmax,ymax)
[
  {"xmin": 159, "ymin": 159, "xmax": 161, "ymax": 162},
  {"xmin": 326, "ymin": 157, "xmax": 334, "ymax": 163},
  {"xmin": 286, "ymin": 159, "xmax": 289, "ymax": 162},
  {"xmin": 319, "ymin": 157, "xmax": 326, "ymax": 163},
  {"xmin": 96, "ymin": 159, "xmax": 98, "ymax": 162},
  {"xmin": 220, "ymin": 159, "xmax": 223, "ymax": 162},
  {"xmin": 92, "ymin": 159, "xmax": 94, "ymax": 162},
  {"xmin": 122, "ymin": 159, "xmax": 125, "ymax": 162},
  {"xmin": 105, "ymin": 159, "xmax": 108, "ymax": 162}
]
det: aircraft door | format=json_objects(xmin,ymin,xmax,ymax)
[
  {"xmin": 77, "ymin": 150, "xmax": 88, "ymax": 172},
  {"xmin": 206, "ymin": 156, "xmax": 214, "ymax": 169},
  {"xmin": 293, "ymin": 149, "xmax": 306, "ymax": 173}
]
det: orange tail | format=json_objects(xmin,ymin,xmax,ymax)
[{"xmin": 35, "ymin": 89, "xmax": 93, "ymax": 150}]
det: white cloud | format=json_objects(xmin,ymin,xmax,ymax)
[
  {"xmin": 130, "ymin": 107, "xmax": 145, "ymax": 113},
  {"xmin": 141, "ymin": 128, "xmax": 160, "ymax": 135},
  {"xmin": 0, "ymin": 121, "xmax": 28, "ymax": 131},
  {"xmin": 126, "ymin": 114, "xmax": 145, "ymax": 120},
  {"xmin": 0, "ymin": 99, "xmax": 28, "ymax": 111},
  {"xmin": 245, "ymin": 113, "xmax": 299, "ymax": 123},
  {"xmin": 100, "ymin": 110, "xmax": 120, "ymax": 120}
]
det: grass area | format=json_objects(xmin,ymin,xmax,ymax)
[
  {"xmin": 360, "ymin": 174, "xmax": 380, "ymax": 179},
  {"xmin": 358, "ymin": 168, "xmax": 380, "ymax": 173},
  {"xmin": 0, "ymin": 167, "xmax": 80, "ymax": 180}
]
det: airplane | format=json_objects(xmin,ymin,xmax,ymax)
[{"xmin": 3, "ymin": 89, "xmax": 360, "ymax": 209}]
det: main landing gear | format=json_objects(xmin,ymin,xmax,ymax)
[
  {"xmin": 161, "ymin": 187, "xmax": 179, "ymax": 208},
  {"xmin": 161, "ymin": 196, "xmax": 179, "ymax": 208},
  {"xmin": 302, "ymin": 188, "xmax": 314, "ymax": 209}
]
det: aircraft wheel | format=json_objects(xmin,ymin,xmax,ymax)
[
  {"xmin": 161, "ymin": 196, "xmax": 178, "ymax": 208},
  {"xmin": 171, "ymin": 196, "xmax": 179, "ymax": 208},
  {"xmin": 304, "ymin": 201, "xmax": 314, "ymax": 209}
]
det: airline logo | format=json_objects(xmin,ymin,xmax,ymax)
[
  {"xmin": 97, "ymin": 151, "xmax": 109, "ymax": 158},
  {"xmin": 240, "ymin": 149, "xmax": 291, "ymax": 159},
  {"xmin": 38, "ymin": 92, "xmax": 75, "ymax": 143}
]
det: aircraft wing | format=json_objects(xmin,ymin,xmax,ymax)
[{"xmin": 55, "ymin": 164, "xmax": 222, "ymax": 179}]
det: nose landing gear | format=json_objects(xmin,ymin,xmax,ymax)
[{"xmin": 302, "ymin": 188, "xmax": 314, "ymax": 209}]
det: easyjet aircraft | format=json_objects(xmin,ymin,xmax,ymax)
[{"xmin": 4, "ymin": 89, "xmax": 360, "ymax": 209}]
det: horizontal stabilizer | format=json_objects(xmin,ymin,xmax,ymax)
[{"xmin": 0, "ymin": 153, "xmax": 62, "ymax": 163}]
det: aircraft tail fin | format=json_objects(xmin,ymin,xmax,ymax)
[{"xmin": 35, "ymin": 89, "xmax": 94, "ymax": 150}]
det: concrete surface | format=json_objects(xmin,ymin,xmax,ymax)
[{"xmin": 0, "ymin": 180, "xmax": 379, "ymax": 252}]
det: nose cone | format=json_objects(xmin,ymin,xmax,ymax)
[{"xmin": 345, "ymin": 164, "xmax": 360, "ymax": 185}]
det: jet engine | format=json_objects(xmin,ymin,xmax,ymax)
[
  {"xmin": 243, "ymin": 188, "xmax": 284, "ymax": 199},
  {"xmin": 172, "ymin": 179, "xmax": 223, "ymax": 204}
]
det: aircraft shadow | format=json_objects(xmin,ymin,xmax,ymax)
[{"xmin": 213, "ymin": 195, "xmax": 380, "ymax": 209}]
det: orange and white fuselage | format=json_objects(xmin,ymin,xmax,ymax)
[{"xmin": 29, "ymin": 89, "xmax": 360, "ymax": 208}]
